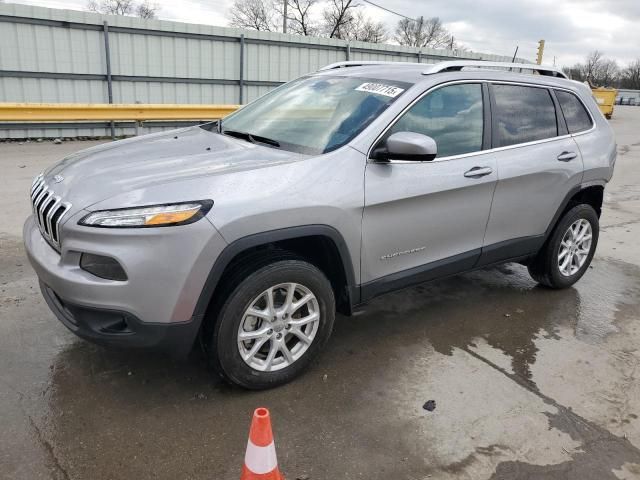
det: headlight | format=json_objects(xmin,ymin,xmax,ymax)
[{"xmin": 79, "ymin": 200, "xmax": 213, "ymax": 228}]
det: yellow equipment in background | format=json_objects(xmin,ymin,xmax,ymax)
[{"xmin": 591, "ymin": 88, "xmax": 617, "ymax": 119}]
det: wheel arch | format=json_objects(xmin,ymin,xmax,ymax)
[
  {"xmin": 544, "ymin": 183, "xmax": 605, "ymax": 241},
  {"xmin": 193, "ymin": 225, "xmax": 358, "ymax": 325}
]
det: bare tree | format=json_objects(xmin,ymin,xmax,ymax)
[
  {"xmin": 87, "ymin": 0, "xmax": 134, "ymax": 15},
  {"xmin": 395, "ymin": 16, "xmax": 452, "ymax": 49},
  {"xmin": 564, "ymin": 64, "xmax": 585, "ymax": 82},
  {"xmin": 565, "ymin": 51, "xmax": 620, "ymax": 87},
  {"xmin": 583, "ymin": 50, "xmax": 604, "ymax": 84},
  {"xmin": 87, "ymin": 0, "xmax": 159, "ymax": 18},
  {"xmin": 620, "ymin": 59, "xmax": 640, "ymax": 89},
  {"xmin": 348, "ymin": 11, "xmax": 387, "ymax": 43},
  {"xmin": 322, "ymin": 0, "xmax": 358, "ymax": 39},
  {"xmin": 283, "ymin": 0, "xmax": 318, "ymax": 36},
  {"xmin": 598, "ymin": 59, "xmax": 619, "ymax": 87},
  {"xmin": 229, "ymin": 0, "xmax": 277, "ymax": 31},
  {"xmin": 135, "ymin": 0, "xmax": 158, "ymax": 19},
  {"xmin": 226, "ymin": 0, "xmax": 387, "ymax": 44}
]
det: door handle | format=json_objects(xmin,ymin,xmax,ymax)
[
  {"xmin": 464, "ymin": 166, "xmax": 493, "ymax": 178},
  {"xmin": 557, "ymin": 151, "xmax": 577, "ymax": 162}
]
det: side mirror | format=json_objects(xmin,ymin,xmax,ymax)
[{"xmin": 371, "ymin": 131, "xmax": 437, "ymax": 162}]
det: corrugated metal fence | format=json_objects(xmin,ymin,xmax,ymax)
[{"xmin": 0, "ymin": 3, "xmax": 517, "ymax": 138}]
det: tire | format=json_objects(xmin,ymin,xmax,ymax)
[
  {"xmin": 208, "ymin": 258, "xmax": 335, "ymax": 390},
  {"xmin": 528, "ymin": 204, "xmax": 599, "ymax": 289}
]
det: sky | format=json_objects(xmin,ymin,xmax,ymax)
[{"xmin": 8, "ymin": 0, "xmax": 640, "ymax": 68}]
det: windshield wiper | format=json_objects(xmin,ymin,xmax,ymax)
[
  {"xmin": 221, "ymin": 129, "xmax": 280, "ymax": 148},
  {"xmin": 221, "ymin": 129, "xmax": 251, "ymax": 142},
  {"xmin": 249, "ymin": 133, "xmax": 281, "ymax": 148}
]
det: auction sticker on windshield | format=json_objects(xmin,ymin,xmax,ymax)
[{"xmin": 355, "ymin": 83, "xmax": 405, "ymax": 98}]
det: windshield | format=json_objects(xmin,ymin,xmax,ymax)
[{"xmin": 220, "ymin": 75, "xmax": 412, "ymax": 154}]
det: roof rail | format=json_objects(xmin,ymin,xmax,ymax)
[
  {"xmin": 422, "ymin": 61, "xmax": 568, "ymax": 78},
  {"xmin": 319, "ymin": 61, "xmax": 424, "ymax": 71},
  {"xmin": 319, "ymin": 60, "xmax": 568, "ymax": 79}
]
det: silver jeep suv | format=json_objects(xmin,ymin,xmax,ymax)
[{"xmin": 24, "ymin": 61, "xmax": 616, "ymax": 389}]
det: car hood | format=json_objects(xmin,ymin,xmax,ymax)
[{"xmin": 43, "ymin": 126, "xmax": 305, "ymax": 208}]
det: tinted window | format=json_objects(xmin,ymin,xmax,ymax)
[
  {"xmin": 556, "ymin": 90, "xmax": 593, "ymax": 133},
  {"xmin": 492, "ymin": 84, "xmax": 557, "ymax": 147},
  {"xmin": 389, "ymin": 83, "xmax": 483, "ymax": 158}
]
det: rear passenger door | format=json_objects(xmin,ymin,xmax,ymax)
[{"xmin": 480, "ymin": 83, "xmax": 584, "ymax": 264}]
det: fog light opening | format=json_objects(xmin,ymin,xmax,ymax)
[
  {"xmin": 80, "ymin": 253, "xmax": 128, "ymax": 281},
  {"xmin": 100, "ymin": 317, "xmax": 132, "ymax": 334}
]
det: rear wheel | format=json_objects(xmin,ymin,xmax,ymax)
[
  {"xmin": 528, "ymin": 204, "xmax": 599, "ymax": 288},
  {"xmin": 208, "ymin": 258, "xmax": 335, "ymax": 389}
]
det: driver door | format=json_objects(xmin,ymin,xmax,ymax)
[{"xmin": 361, "ymin": 82, "xmax": 497, "ymax": 298}]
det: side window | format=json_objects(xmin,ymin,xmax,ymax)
[
  {"xmin": 555, "ymin": 90, "xmax": 593, "ymax": 134},
  {"xmin": 492, "ymin": 84, "xmax": 558, "ymax": 147},
  {"xmin": 389, "ymin": 83, "xmax": 484, "ymax": 158}
]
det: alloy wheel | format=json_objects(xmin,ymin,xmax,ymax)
[
  {"xmin": 237, "ymin": 282, "xmax": 320, "ymax": 372},
  {"xmin": 558, "ymin": 218, "xmax": 593, "ymax": 277}
]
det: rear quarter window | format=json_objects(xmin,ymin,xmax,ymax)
[
  {"xmin": 555, "ymin": 90, "xmax": 593, "ymax": 134},
  {"xmin": 492, "ymin": 84, "xmax": 558, "ymax": 147}
]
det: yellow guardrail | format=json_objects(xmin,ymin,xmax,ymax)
[{"xmin": 0, "ymin": 103, "xmax": 240, "ymax": 121}]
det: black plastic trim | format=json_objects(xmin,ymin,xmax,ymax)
[
  {"xmin": 375, "ymin": 150, "xmax": 437, "ymax": 162},
  {"xmin": 487, "ymin": 82, "xmax": 498, "ymax": 149},
  {"xmin": 80, "ymin": 253, "xmax": 128, "ymax": 281},
  {"xmin": 481, "ymin": 82, "xmax": 492, "ymax": 150},
  {"xmin": 192, "ymin": 225, "xmax": 358, "ymax": 318},
  {"xmin": 549, "ymin": 88, "xmax": 569, "ymax": 136},
  {"xmin": 543, "ymin": 184, "xmax": 582, "ymax": 240},
  {"xmin": 40, "ymin": 281, "xmax": 200, "ymax": 356},
  {"xmin": 359, "ymin": 249, "xmax": 480, "ymax": 302},
  {"xmin": 476, "ymin": 236, "xmax": 544, "ymax": 267}
]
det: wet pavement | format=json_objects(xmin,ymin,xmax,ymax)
[{"xmin": 1, "ymin": 107, "xmax": 640, "ymax": 479}]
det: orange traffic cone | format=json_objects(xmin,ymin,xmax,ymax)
[{"xmin": 240, "ymin": 408, "xmax": 284, "ymax": 480}]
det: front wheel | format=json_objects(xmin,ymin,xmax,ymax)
[
  {"xmin": 209, "ymin": 259, "xmax": 335, "ymax": 390},
  {"xmin": 528, "ymin": 204, "xmax": 599, "ymax": 289}
]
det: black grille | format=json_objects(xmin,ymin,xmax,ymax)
[{"xmin": 30, "ymin": 174, "xmax": 71, "ymax": 249}]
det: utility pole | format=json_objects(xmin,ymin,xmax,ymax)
[
  {"xmin": 536, "ymin": 39, "xmax": 545, "ymax": 65},
  {"xmin": 283, "ymin": 0, "xmax": 287, "ymax": 33}
]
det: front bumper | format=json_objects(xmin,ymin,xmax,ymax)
[
  {"xmin": 24, "ymin": 214, "xmax": 227, "ymax": 353},
  {"xmin": 40, "ymin": 281, "xmax": 200, "ymax": 354}
]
